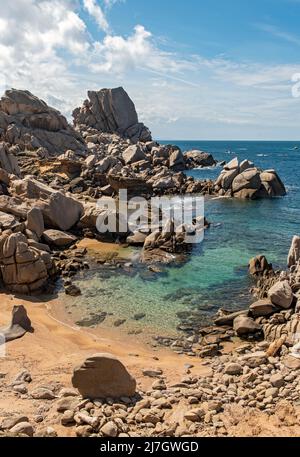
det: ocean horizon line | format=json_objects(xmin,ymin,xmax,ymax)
[{"xmin": 157, "ymin": 139, "xmax": 300, "ymax": 143}]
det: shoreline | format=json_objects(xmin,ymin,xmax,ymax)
[{"xmin": 2, "ymin": 291, "xmax": 300, "ymax": 437}]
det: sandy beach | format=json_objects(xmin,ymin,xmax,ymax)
[{"xmin": 1, "ymin": 292, "xmax": 300, "ymax": 437}]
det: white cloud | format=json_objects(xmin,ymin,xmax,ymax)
[
  {"xmin": 0, "ymin": 0, "xmax": 299, "ymax": 139},
  {"xmin": 83, "ymin": 0, "xmax": 109, "ymax": 32},
  {"xmin": 88, "ymin": 25, "xmax": 194, "ymax": 78},
  {"xmin": 103, "ymin": 0, "xmax": 123, "ymax": 7}
]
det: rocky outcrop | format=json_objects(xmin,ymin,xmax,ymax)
[
  {"xmin": 185, "ymin": 150, "xmax": 216, "ymax": 169},
  {"xmin": 72, "ymin": 353, "xmax": 136, "ymax": 399},
  {"xmin": 248, "ymin": 255, "xmax": 273, "ymax": 276},
  {"xmin": 11, "ymin": 177, "xmax": 84, "ymax": 231},
  {"xmin": 287, "ymin": 236, "xmax": 300, "ymax": 268},
  {"xmin": 214, "ymin": 158, "xmax": 286, "ymax": 199},
  {"xmin": 0, "ymin": 142, "xmax": 20, "ymax": 175},
  {"xmin": 141, "ymin": 218, "xmax": 206, "ymax": 264},
  {"xmin": 73, "ymin": 87, "xmax": 152, "ymax": 143},
  {"xmin": 0, "ymin": 232, "xmax": 53, "ymax": 293},
  {"xmin": 0, "ymin": 89, "xmax": 85, "ymax": 156}
]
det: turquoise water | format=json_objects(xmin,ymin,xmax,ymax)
[{"xmin": 64, "ymin": 141, "xmax": 300, "ymax": 337}]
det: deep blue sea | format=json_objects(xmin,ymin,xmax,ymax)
[{"xmin": 64, "ymin": 141, "xmax": 300, "ymax": 337}]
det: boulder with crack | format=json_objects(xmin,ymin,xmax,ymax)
[{"xmin": 0, "ymin": 231, "xmax": 53, "ymax": 294}]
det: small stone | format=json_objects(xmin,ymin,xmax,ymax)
[
  {"xmin": 1, "ymin": 415, "xmax": 28, "ymax": 430},
  {"xmin": 56, "ymin": 397, "xmax": 77, "ymax": 412},
  {"xmin": 100, "ymin": 421, "xmax": 118, "ymax": 437},
  {"xmin": 31, "ymin": 388, "xmax": 56, "ymax": 400},
  {"xmin": 10, "ymin": 422, "xmax": 34, "ymax": 437},
  {"xmin": 45, "ymin": 427, "xmax": 57, "ymax": 437},
  {"xmin": 59, "ymin": 388, "xmax": 78, "ymax": 397},
  {"xmin": 265, "ymin": 387, "xmax": 279, "ymax": 398},
  {"xmin": 270, "ymin": 373, "xmax": 284, "ymax": 388},
  {"xmin": 152, "ymin": 379, "xmax": 166, "ymax": 390},
  {"xmin": 75, "ymin": 425, "xmax": 93, "ymax": 437},
  {"xmin": 207, "ymin": 401, "xmax": 223, "ymax": 412},
  {"xmin": 224, "ymin": 363, "xmax": 243, "ymax": 375},
  {"xmin": 13, "ymin": 370, "xmax": 32, "ymax": 384},
  {"xmin": 13, "ymin": 384, "xmax": 28, "ymax": 394},
  {"xmin": 184, "ymin": 408, "xmax": 205, "ymax": 422},
  {"xmin": 142, "ymin": 369, "xmax": 163, "ymax": 378},
  {"xmin": 61, "ymin": 410, "xmax": 75, "ymax": 426}
]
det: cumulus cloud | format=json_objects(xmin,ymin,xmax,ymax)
[{"xmin": 88, "ymin": 25, "xmax": 193, "ymax": 75}]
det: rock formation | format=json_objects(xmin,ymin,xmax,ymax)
[
  {"xmin": 0, "ymin": 89, "xmax": 85, "ymax": 156},
  {"xmin": 248, "ymin": 255, "xmax": 273, "ymax": 276},
  {"xmin": 0, "ymin": 232, "xmax": 53, "ymax": 294},
  {"xmin": 73, "ymin": 87, "xmax": 152, "ymax": 143},
  {"xmin": 0, "ymin": 305, "xmax": 33, "ymax": 342},
  {"xmin": 72, "ymin": 353, "xmax": 136, "ymax": 399},
  {"xmin": 185, "ymin": 150, "xmax": 216, "ymax": 169},
  {"xmin": 214, "ymin": 158, "xmax": 286, "ymax": 199},
  {"xmin": 287, "ymin": 235, "xmax": 300, "ymax": 268}
]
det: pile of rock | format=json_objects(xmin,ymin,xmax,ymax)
[
  {"xmin": 0, "ymin": 174, "xmax": 89, "ymax": 293},
  {"xmin": 140, "ymin": 218, "xmax": 208, "ymax": 264},
  {"xmin": 2, "ymin": 348, "xmax": 300, "ymax": 437},
  {"xmin": 73, "ymin": 87, "xmax": 152, "ymax": 143},
  {"xmin": 0, "ymin": 89, "xmax": 85, "ymax": 156},
  {"xmin": 213, "ymin": 239, "xmax": 300, "ymax": 344},
  {"xmin": 214, "ymin": 158, "xmax": 286, "ymax": 199}
]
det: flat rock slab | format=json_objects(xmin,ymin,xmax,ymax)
[
  {"xmin": 72, "ymin": 353, "xmax": 136, "ymax": 399},
  {"xmin": 43, "ymin": 229, "xmax": 77, "ymax": 247}
]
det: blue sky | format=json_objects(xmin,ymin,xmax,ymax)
[{"xmin": 1, "ymin": 0, "xmax": 300, "ymax": 139}]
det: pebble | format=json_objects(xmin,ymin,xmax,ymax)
[
  {"xmin": 10, "ymin": 422, "xmax": 34, "ymax": 437},
  {"xmin": 100, "ymin": 421, "xmax": 118, "ymax": 437}
]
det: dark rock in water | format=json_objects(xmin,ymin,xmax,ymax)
[
  {"xmin": 72, "ymin": 353, "xmax": 136, "ymax": 399},
  {"xmin": 65, "ymin": 284, "xmax": 81, "ymax": 296},
  {"xmin": 176, "ymin": 311, "xmax": 192, "ymax": 320},
  {"xmin": 0, "ymin": 305, "xmax": 33, "ymax": 343},
  {"xmin": 248, "ymin": 255, "xmax": 273, "ymax": 276},
  {"xmin": 114, "ymin": 319, "xmax": 126, "ymax": 327},
  {"xmin": 76, "ymin": 312, "xmax": 107, "ymax": 327},
  {"xmin": 185, "ymin": 150, "xmax": 216, "ymax": 169},
  {"xmin": 133, "ymin": 313, "xmax": 146, "ymax": 321}
]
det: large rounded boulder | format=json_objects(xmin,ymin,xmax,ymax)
[{"xmin": 72, "ymin": 353, "xmax": 136, "ymax": 399}]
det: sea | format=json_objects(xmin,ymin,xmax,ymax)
[{"xmin": 61, "ymin": 141, "xmax": 300, "ymax": 338}]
